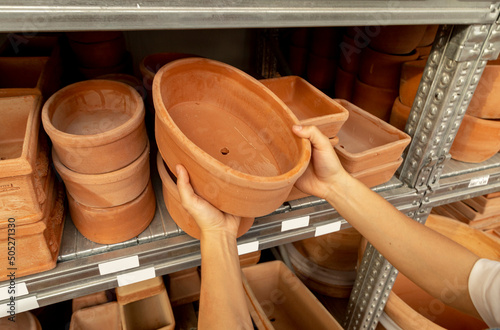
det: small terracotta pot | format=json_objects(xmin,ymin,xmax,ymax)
[
  {"xmin": 389, "ymin": 97, "xmax": 411, "ymax": 131},
  {"xmin": 368, "ymin": 25, "xmax": 427, "ymax": 55},
  {"xmin": 53, "ymin": 142, "xmax": 150, "ymax": 208},
  {"xmin": 154, "ymin": 58, "xmax": 311, "ymax": 217},
  {"xmin": 338, "ymin": 34, "xmax": 362, "ymax": 74},
  {"xmin": 467, "ymin": 65, "xmax": 500, "ymax": 118},
  {"xmin": 156, "ymin": 152, "xmax": 254, "ymax": 239},
  {"xmin": 334, "ymin": 99, "xmax": 411, "ymax": 173},
  {"xmin": 351, "ymin": 78, "xmax": 399, "ymax": 122},
  {"xmin": 399, "ymin": 59, "xmax": 426, "ymax": 107},
  {"xmin": 306, "ymin": 53, "xmax": 337, "ymax": 91},
  {"xmin": 261, "ymin": 76, "xmax": 349, "ymax": 138},
  {"xmin": 0, "ymin": 312, "xmax": 41, "ymax": 329},
  {"xmin": 311, "ymin": 27, "xmax": 341, "ymax": 58},
  {"xmin": 449, "ymin": 114, "xmax": 500, "ymax": 163},
  {"xmin": 69, "ymin": 34, "xmax": 126, "ymax": 69},
  {"xmin": 334, "ymin": 66, "xmax": 355, "ymax": 101},
  {"xmin": 42, "ymin": 79, "xmax": 147, "ymax": 174},
  {"xmin": 418, "ymin": 25, "xmax": 439, "ymax": 47},
  {"xmin": 68, "ymin": 180, "xmax": 155, "ymax": 244},
  {"xmin": 358, "ymin": 47, "xmax": 419, "ymax": 90},
  {"xmin": 288, "ymin": 44, "xmax": 308, "ymax": 76},
  {"xmin": 70, "ymin": 302, "xmax": 122, "ymax": 330}
]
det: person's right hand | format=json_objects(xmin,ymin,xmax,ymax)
[{"xmin": 292, "ymin": 125, "xmax": 348, "ymax": 199}]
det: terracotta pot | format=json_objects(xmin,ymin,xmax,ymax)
[
  {"xmin": 78, "ymin": 52, "xmax": 132, "ymax": 79},
  {"xmin": 351, "ymin": 78, "xmax": 399, "ymax": 121},
  {"xmin": 53, "ymin": 142, "xmax": 150, "ymax": 208},
  {"xmin": 351, "ymin": 157, "xmax": 403, "ymax": 188},
  {"xmin": 463, "ymin": 195, "xmax": 500, "ymax": 217},
  {"xmin": 358, "ymin": 47, "xmax": 419, "ymax": 90},
  {"xmin": 338, "ymin": 34, "xmax": 362, "ymax": 74},
  {"xmin": 417, "ymin": 45, "xmax": 432, "ymax": 59},
  {"xmin": 285, "ymin": 243, "xmax": 355, "ymax": 298},
  {"xmin": 261, "ymin": 76, "xmax": 349, "ymax": 138},
  {"xmin": 72, "ymin": 291, "xmax": 109, "ymax": 312},
  {"xmin": 242, "ymin": 260, "xmax": 343, "ymax": 329},
  {"xmin": 368, "ymin": 25, "xmax": 427, "ymax": 55},
  {"xmin": 432, "ymin": 202, "xmax": 500, "ymax": 230},
  {"xmin": 156, "ymin": 152, "xmax": 254, "ymax": 239},
  {"xmin": 400, "ymin": 59, "xmax": 426, "ymax": 107},
  {"xmin": 42, "ymin": 79, "xmax": 147, "ymax": 174},
  {"xmin": 0, "ymin": 312, "xmax": 42, "ymax": 330},
  {"xmin": 311, "ymin": 27, "xmax": 341, "ymax": 58},
  {"xmin": 288, "ymin": 44, "xmax": 308, "ymax": 76},
  {"xmin": 168, "ymin": 268, "xmax": 201, "ymax": 307},
  {"xmin": 389, "ymin": 97, "xmax": 411, "ymax": 131},
  {"xmin": 69, "ymin": 34, "xmax": 126, "ymax": 69},
  {"xmin": 96, "ymin": 74, "xmax": 146, "ymax": 100},
  {"xmin": 66, "ymin": 31, "xmax": 123, "ymax": 44},
  {"xmin": 68, "ymin": 180, "xmax": 155, "ymax": 244},
  {"xmin": 0, "ymin": 57, "xmax": 49, "ymax": 97},
  {"xmin": 290, "ymin": 28, "xmax": 310, "ymax": 47},
  {"xmin": 70, "ymin": 302, "xmax": 121, "ymax": 330},
  {"xmin": 467, "ymin": 65, "xmax": 500, "ymax": 118},
  {"xmin": 154, "ymin": 58, "xmax": 311, "ymax": 217},
  {"xmin": 306, "ymin": 53, "xmax": 337, "ymax": 91},
  {"xmin": 240, "ymin": 250, "xmax": 261, "ymax": 267},
  {"xmin": 486, "ymin": 191, "xmax": 500, "ymax": 198},
  {"xmin": 116, "ymin": 276, "xmax": 166, "ymax": 305},
  {"xmin": 418, "ymin": 25, "xmax": 439, "ymax": 47},
  {"xmin": 449, "ymin": 114, "xmax": 500, "ymax": 163},
  {"xmin": 334, "ymin": 66, "xmax": 355, "ymax": 101},
  {"xmin": 334, "ymin": 99, "xmax": 411, "ymax": 173}
]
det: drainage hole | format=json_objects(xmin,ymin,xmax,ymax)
[
  {"xmin": 270, "ymin": 318, "xmax": 276, "ymax": 322},
  {"xmin": 220, "ymin": 147, "xmax": 229, "ymax": 155}
]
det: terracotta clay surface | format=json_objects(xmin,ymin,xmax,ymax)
[
  {"xmin": 52, "ymin": 142, "xmax": 150, "ymax": 207},
  {"xmin": 68, "ymin": 180, "xmax": 155, "ymax": 244},
  {"xmin": 311, "ymin": 27, "xmax": 341, "ymax": 58},
  {"xmin": 334, "ymin": 99, "xmax": 411, "ymax": 173},
  {"xmin": 42, "ymin": 79, "xmax": 147, "ymax": 174},
  {"xmin": 306, "ymin": 53, "xmax": 337, "ymax": 91},
  {"xmin": 78, "ymin": 52, "xmax": 132, "ymax": 79},
  {"xmin": 242, "ymin": 260, "xmax": 342, "ymax": 329},
  {"xmin": 467, "ymin": 65, "xmax": 500, "ymax": 118},
  {"xmin": 96, "ymin": 73, "xmax": 145, "ymax": 97},
  {"xmin": 351, "ymin": 157, "xmax": 403, "ymax": 188},
  {"xmin": 338, "ymin": 34, "xmax": 362, "ymax": 74},
  {"xmin": 239, "ymin": 250, "xmax": 262, "ymax": 267},
  {"xmin": 351, "ymin": 78, "xmax": 399, "ymax": 122},
  {"xmin": 389, "ymin": 97, "xmax": 411, "ymax": 131},
  {"xmin": 432, "ymin": 201, "xmax": 500, "ymax": 230},
  {"xmin": 358, "ymin": 47, "xmax": 419, "ymax": 90},
  {"xmin": 116, "ymin": 276, "xmax": 166, "ymax": 305},
  {"xmin": 418, "ymin": 25, "xmax": 439, "ymax": 47},
  {"xmin": 72, "ymin": 291, "xmax": 109, "ymax": 312},
  {"xmin": 334, "ymin": 66, "xmax": 355, "ymax": 101},
  {"xmin": 157, "ymin": 152, "xmax": 254, "ymax": 239},
  {"xmin": 368, "ymin": 25, "xmax": 427, "ymax": 55},
  {"xmin": 449, "ymin": 114, "xmax": 500, "ymax": 163},
  {"xmin": 69, "ymin": 34, "xmax": 126, "ymax": 69},
  {"xmin": 288, "ymin": 45, "xmax": 308, "ymax": 76},
  {"xmin": 154, "ymin": 58, "xmax": 311, "ymax": 217},
  {"xmin": 70, "ymin": 302, "xmax": 121, "ymax": 330},
  {"xmin": 0, "ymin": 57, "xmax": 48, "ymax": 97},
  {"xmin": 168, "ymin": 268, "xmax": 201, "ymax": 307},
  {"xmin": 261, "ymin": 76, "xmax": 349, "ymax": 138},
  {"xmin": 399, "ymin": 59, "xmax": 426, "ymax": 107},
  {"xmin": 0, "ymin": 312, "xmax": 42, "ymax": 330}
]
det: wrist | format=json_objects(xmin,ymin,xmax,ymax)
[
  {"xmin": 200, "ymin": 228, "xmax": 238, "ymax": 243},
  {"xmin": 323, "ymin": 169, "xmax": 352, "ymax": 202}
]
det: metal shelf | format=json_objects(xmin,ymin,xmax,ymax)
[{"xmin": 0, "ymin": 1, "xmax": 497, "ymax": 32}]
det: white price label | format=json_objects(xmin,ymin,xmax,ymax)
[
  {"xmin": 0, "ymin": 296, "xmax": 39, "ymax": 318},
  {"xmin": 237, "ymin": 241, "xmax": 259, "ymax": 255},
  {"xmin": 99, "ymin": 255, "xmax": 140, "ymax": 275},
  {"xmin": 281, "ymin": 216, "xmax": 310, "ymax": 232},
  {"xmin": 468, "ymin": 175, "xmax": 489, "ymax": 188},
  {"xmin": 117, "ymin": 267, "xmax": 156, "ymax": 287},
  {"xmin": 0, "ymin": 282, "xmax": 28, "ymax": 301},
  {"xmin": 315, "ymin": 222, "xmax": 342, "ymax": 237}
]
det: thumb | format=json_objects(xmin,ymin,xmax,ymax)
[{"xmin": 292, "ymin": 125, "xmax": 332, "ymax": 152}]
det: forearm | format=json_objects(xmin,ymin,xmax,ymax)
[
  {"xmin": 325, "ymin": 171, "xmax": 480, "ymax": 318},
  {"xmin": 198, "ymin": 231, "xmax": 252, "ymax": 330}
]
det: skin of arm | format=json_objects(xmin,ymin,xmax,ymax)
[
  {"xmin": 176, "ymin": 164, "xmax": 253, "ymax": 330},
  {"xmin": 292, "ymin": 125, "xmax": 482, "ymax": 320}
]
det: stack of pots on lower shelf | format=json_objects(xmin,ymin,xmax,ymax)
[
  {"xmin": 0, "ymin": 311, "xmax": 42, "ymax": 329},
  {"xmin": 66, "ymin": 32, "xmax": 132, "ymax": 79},
  {"xmin": 42, "ymin": 80, "xmax": 155, "ymax": 244},
  {"xmin": 154, "ymin": 58, "xmax": 311, "ymax": 235}
]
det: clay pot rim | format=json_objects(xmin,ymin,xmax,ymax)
[
  {"xmin": 139, "ymin": 52, "xmax": 200, "ymax": 81},
  {"xmin": 462, "ymin": 113, "xmax": 500, "ymax": 128},
  {"xmin": 354, "ymin": 78, "xmax": 399, "ymax": 94},
  {"xmin": 364, "ymin": 46, "xmax": 419, "ymax": 61},
  {"xmin": 52, "ymin": 141, "xmax": 149, "ymax": 183},
  {"xmin": 153, "ymin": 57, "xmax": 311, "ymax": 188},
  {"xmin": 42, "ymin": 79, "xmax": 145, "ymax": 146}
]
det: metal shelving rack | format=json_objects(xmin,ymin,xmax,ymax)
[{"xmin": 1, "ymin": 1, "xmax": 500, "ymax": 328}]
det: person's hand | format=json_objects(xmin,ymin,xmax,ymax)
[
  {"xmin": 176, "ymin": 164, "xmax": 241, "ymax": 238},
  {"xmin": 292, "ymin": 125, "xmax": 348, "ymax": 199}
]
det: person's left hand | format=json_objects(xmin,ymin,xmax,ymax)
[{"xmin": 176, "ymin": 164, "xmax": 241, "ymax": 238}]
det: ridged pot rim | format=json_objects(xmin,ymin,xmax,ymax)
[
  {"xmin": 463, "ymin": 113, "xmax": 500, "ymax": 128},
  {"xmin": 139, "ymin": 52, "xmax": 199, "ymax": 81},
  {"xmin": 153, "ymin": 58, "xmax": 311, "ymax": 189},
  {"xmin": 52, "ymin": 141, "xmax": 149, "ymax": 184},
  {"xmin": 42, "ymin": 79, "xmax": 145, "ymax": 146}
]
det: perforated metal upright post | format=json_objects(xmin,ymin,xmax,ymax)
[{"xmin": 344, "ymin": 20, "xmax": 500, "ymax": 330}]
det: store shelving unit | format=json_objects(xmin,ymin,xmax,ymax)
[{"xmin": 1, "ymin": 1, "xmax": 500, "ymax": 329}]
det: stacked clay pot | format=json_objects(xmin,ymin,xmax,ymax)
[
  {"xmin": 66, "ymin": 32, "xmax": 131, "ymax": 79},
  {"xmin": 287, "ymin": 28, "xmax": 310, "ymax": 76},
  {"xmin": 306, "ymin": 27, "xmax": 341, "ymax": 92},
  {"xmin": 42, "ymin": 80, "xmax": 155, "ymax": 244}
]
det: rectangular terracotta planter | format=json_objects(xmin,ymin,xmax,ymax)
[
  {"xmin": 334, "ymin": 99, "xmax": 411, "ymax": 173},
  {"xmin": 72, "ymin": 291, "xmax": 109, "ymax": 312},
  {"xmin": 168, "ymin": 267, "xmax": 201, "ymax": 307},
  {"xmin": 261, "ymin": 76, "xmax": 349, "ymax": 138},
  {"xmin": 0, "ymin": 95, "xmax": 51, "ymax": 227},
  {"xmin": 242, "ymin": 260, "xmax": 342, "ymax": 330},
  {"xmin": 70, "ymin": 301, "xmax": 121, "ymax": 330},
  {"xmin": 432, "ymin": 203, "xmax": 500, "ymax": 230},
  {"xmin": 463, "ymin": 195, "xmax": 500, "ymax": 217},
  {"xmin": 117, "ymin": 277, "xmax": 175, "ymax": 330}
]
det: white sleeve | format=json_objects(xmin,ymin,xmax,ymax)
[{"xmin": 468, "ymin": 258, "xmax": 500, "ymax": 328}]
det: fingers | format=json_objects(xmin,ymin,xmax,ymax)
[
  {"xmin": 292, "ymin": 125, "xmax": 333, "ymax": 152},
  {"xmin": 176, "ymin": 164, "xmax": 205, "ymax": 215}
]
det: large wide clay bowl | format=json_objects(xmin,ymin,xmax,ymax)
[
  {"xmin": 358, "ymin": 47, "xmax": 419, "ymax": 90},
  {"xmin": 68, "ymin": 180, "xmax": 155, "ymax": 244},
  {"xmin": 467, "ymin": 65, "xmax": 500, "ymax": 118},
  {"xmin": 53, "ymin": 142, "xmax": 150, "ymax": 208},
  {"xmin": 368, "ymin": 25, "xmax": 427, "ymax": 55},
  {"xmin": 157, "ymin": 152, "xmax": 254, "ymax": 239},
  {"xmin": 351, "ymin": 78, "xmax": 399, "ymax": 122},
  {"xmin": 42, "ymin": 79, "xmax": 147, "ymax": 174},
  {"xmin": 261, "ymin": 76, "xmax": 349, "ymax": 138},
  {"xmin": 400, "ymin": 59, "xmax": 426, "ymax": 107},
  {"xmin": 154, "ymin": 58, "xmax": 311, "ymax": 217},
  {"xmin": 389, "ymin": 97, "xmax": 411, "ymax": 131},
  {"xmin": 449, "ymin": 114, "xmax": 500, "ymax": 163}
]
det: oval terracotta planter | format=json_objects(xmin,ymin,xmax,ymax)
[
  {"xmin": 154, "ymin": 58, "xmax": 311, "ymax": 217},
  {"xmin": 449, "ymin": 114, "xmax": 500, "ymax": 163},
  {"xmin": 306, "ymin": 53, "xmax": 337, "ymax": 91},
  {"xmin": 467, "ymin": 65, "xmax": 500, "ymax": 118},
  {"xmin": 358, "ymin": 47, "xmax": 419, "ymax": 90},
  {"xmin": 389, "ymin": 97, "xmax": 411, "ymax": 131},
  {"xmin": 68, "ymin": 180, "xmax": 155, "ymax": 244},
  {"xmin": 369, "ymin": 25, "xmax": 427, "ymax": 55},
  {"xmin": 156, "ymin": 152, "xmax": 254, "ymax": 239},
  {"xmin": 42, "ymin": 79, "xmax": 147, "ymax": 174},
  {"xmin": 400, "ymin": 59, "xmax": 426, "ymax": 107},
  {"xmin": 334, "ymin": 66, "xmax": 355, "ymax": 101},
  {"xmin": 53, "ymin": 142, "xmax": 150, "ymax": 208},
  {"xmin": 351, "ymin": 78, "xmax": 399, "ymax": 122},
  {"xmin": 69, "ymin": 34, "xmax": 126, "ymax": 69}
]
